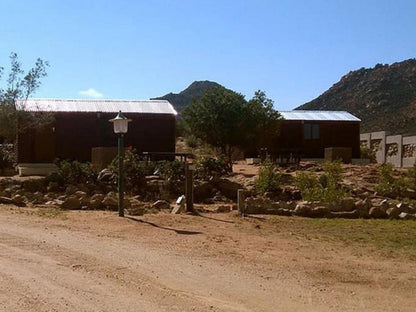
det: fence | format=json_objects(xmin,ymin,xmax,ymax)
[{"xmin": 360, "ymin": 131, "xmax": 416, "ymax": 167}]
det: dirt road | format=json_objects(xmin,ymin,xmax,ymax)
[{"xmin": 1, "ymin": 205, "xmax": 415, "ymax": 311}]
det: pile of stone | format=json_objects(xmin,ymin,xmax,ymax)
[{"xmin": 243, "ymin": 196, "xmax": 416, "ymax": 220}]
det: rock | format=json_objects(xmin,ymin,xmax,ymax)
[
  {"xmin": 0, "ymin": 196, "xmax": 13, "ymax": 204},
  {"xmin": 152, "ymin": 200, "xmax": 171, "ymax": 210},
  {"xmin": 22, "ymin": 178, "xmax": 47, "ymax": 192},
  {"xmin": 102, "ymin": 193, "xmax": 118, "ymax": 209},
  {"xmin": 386, "ymin": 207, "xmax": 401, "ymax": 219},
  {"xmin": 293, "ymin": 203, "xmax": 312, "ymax": 217},
  {"xmin": 215, "ymin": 205, "xmax": 231, "ymax": 213},
  {"xmin": 61, "ymin": 196, "xmax": 81, "ymax": 210},
  {"xmin": 194, "ymin": 182, "xmax": 214, "ymax": 202},
  {"xmin": 127, "ymin": 201, "xmax": 146, "ymax": 216},
  {"xmin": 398, "ymin": 212, "xmax": 416, "ymax": 220},
  {"xmin": 215, "ymin": 179, "xmax": 243, "ymax": 200},
  {"xmin": 244, "ymin": 197, "xmax": 273, "ymax": 214},
  {"xmin": 91, "ymin": 193, "xmax": 105, "ymax": 202},
  {"xmin": 89, "ymin": 198, "xmax": 104, "ymax": 210},
  {"xmin": 97, "ymin": 169, "xmax": 115, "ymax": 182},
  {"xmin": 330, "ymin": 197, "xmax": 355, "ymax": 212},
  {"xmin": 330, "ymin": 210, "xmax": 359, "ymax": 219},
  {"xmin": 65, "ymin": 185, "xmax": 78, "ymax": 195},
  {"xmin": 311, "ymin": 206, "xmax": 331, "ymax": 218},
  {"xmin": 74, "ymin": 191, "xmax": 87, "ymax": 198},
  {"xmin": 355, "ymin": 198, "xmax": 370, "ymax": 218},
  {"xmin": 47, "ymin": 182, "xmax": 60, "ymax": 193},
  {"xmin": 11, "ymin": 194, "xmax": 26, "ymax": 207},
  {"xmin": 369, "ymin": 206, "xmax": 387, "ymax": 219},
  {"xmin": 276, "ymin": 208, "xmax": 293, "ymax": 216}
]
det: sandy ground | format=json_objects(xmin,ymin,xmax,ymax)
[{"xmin": 1, "ymin": 204, "xmax": 415, "ymax": 312}]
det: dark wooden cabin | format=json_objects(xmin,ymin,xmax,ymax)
[
  {"xmin": 16, "ymin": 99, "xmax": 177, "ymax": 163},
  {"xmin": 275, "ymin": 110, "xmax": 361, "ymax": 158}
]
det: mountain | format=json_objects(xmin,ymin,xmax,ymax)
[
  {"xmin": 152, "ymin": 80, "xmax": 225, "ymax": 113},
  {"xmin": 296, "ymin": 59, "xmax": 416, "ymax": 135}
]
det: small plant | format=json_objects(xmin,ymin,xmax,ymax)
[
  {"xmin": 360, "ymin": 146, "xmax": 376, "ymax": 163},
  {"xmin": 255, "ymin": 159, "xmax": 282, "ymax": 193},
  {"xmin": 375, "ymin": 163, "xmax": 408, "ymax": 198},
  {"xmin": 48, "ymin": 160, "xmax": 98, "ymax": 185},
  {"xmin": 109, "ymin": 149, "xmax": 147, "ymax": 192},
  {"xmin": 295, "ymin": 161, "xmax": 345, "ymax": 203},
  {"xmin": 195, "ymin": 155, "xmax": 231, "ymax": 180},
  {"xmin": 185, "ymin": 135, "xmax": 198, "ymax": 149},
  {"xmin": 0, "ymin": 145, "xmax": 15, "ymax": 170}
]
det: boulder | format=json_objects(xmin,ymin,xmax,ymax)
[
  {"xmin": 11, "ymin": 194, "xmax": 26, "ymax": 207},
  {"xmin": 74, "ymin": 191, "xmax": 87, "ymax": 198},
  {"xmin": 276, "ymin": 208, "xmax": 293, "ymax": 216},
  {"xmin": 97, "ymin": 169, "xmax": 115, "ymax": 182},
  {"xmin": 47, "ymin": 182, "xmax": 60, "ymax": 193},
  {"xmin": 215, "ymin": 179, "xmax": 243, "ymax": 200},
  {"xmin": 355, "ymin": 198, "xmax": 370, "ymax": 218},
  {"xmin": 215, "ymin": 205, "xmax": 232, "ymax": 213},
  {"xmin": 311, "ymin": 206, "xmax": 331, "ymax": 218},
  {"xmin": 386, "ymin": 207, "xmax": 401, "ymax": 219},
  {"xmin": 369, "ymin": 206, "xmax": 387, "ymax": 219},
  {"xmin": 152, "ymin": 200, "xmax": 171, "ymax": 210},
  {"xmin": 194, "ymin": 182, "xmax": 214, "ymax": 202},
  {"xmin": 22, "ymin": 178, "xmax": 47, "ymax": 192},
  {"xmin": 330, "ymin": 210, "xmax": 359, "ymax": 219},
  {"xmin": 61, "ymin": 196, "xmax": 81, "ymax": 210},
  {"xmin": 398, "ymin": 212, "xmax": 416, "ymax": 220},
  {"xmin": 293, "ymin": 203, "xmax": 312, "ymax": 217},
  {"xmin": 65, "ymin": 185, "xmax": 78, "ymax": 195},
  {"xmin": 102, "ymin": 193, "xmax": 118, "ymax": 210}
]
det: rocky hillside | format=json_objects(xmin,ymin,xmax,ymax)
[
  {"xmin": 296, "ymin": 59, "xmax": 416, "ymax": 135},
  {"xmin": 152, "ymin": 80, "xmax": 225, "ymax": 114}
]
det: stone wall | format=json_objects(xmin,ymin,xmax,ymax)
[{"xmin": 360, "ymin": 131, "xmax": 416, "ymax": 167}]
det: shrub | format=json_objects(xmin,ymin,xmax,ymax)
[
  {"xmin": 48, "ymin": 160, "xmax": 98, "ymax": 185},
  {"xmin": 295, "ymin": 161, "xmax": 345, "ymax": 203},
  {"xmin": 109, "ymin": 149, "xmax": 147, "ymax": 192},
  {"xmin": 360, "ymin": 146, "xmax": 376, "ymax": 163},
  {"xmin": 255, "ymin": 159, "xmax": 282, "ymax": 193},
  {"xmin": 0, "ymin": 145, "xmax": 15, "ymax": 169},
  {"xmin": 185, "ymin": 135, "xmax": 198, "ymax": 149},
  {"xmin": 195, "ymin": 155, "xmax": 231, "ymax": 180},
  {"xmin": 375, "ymin": 163, "xmax": 408, "ymax": 198}
]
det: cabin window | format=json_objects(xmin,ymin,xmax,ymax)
[{"xmin": 304, "ymin": 124, "xmax": 319, "ymax": 140}]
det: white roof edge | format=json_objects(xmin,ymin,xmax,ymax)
[
  {"xmin": 280, "ymin": 110, "xmax": 360, "ymax": 122},
  {"xmin": 16, "ymin": 98, "xmax": 178, "ymax": 116}
]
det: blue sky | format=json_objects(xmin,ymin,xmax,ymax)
[{"xmin": 0, "ymin": 0, "xmax": 415, "ymax": 111}]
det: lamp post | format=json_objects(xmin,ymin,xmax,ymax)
[{"xmin": 109, "ymin": 111, "xmax": 132, "ymax": 217}]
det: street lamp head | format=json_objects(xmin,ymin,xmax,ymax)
[{"xmin": 109, "ymin": 111, "xmax": 132, "ymax": 134}]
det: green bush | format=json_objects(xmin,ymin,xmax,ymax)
[
  {"xmin": 48, "ymin": 160, "xmax": 97, "ymax": 185},
  {"xmin": 375, "ymin": 163, "xmax": 408, "ymax": 198},
  {"xmin": 109, "ymin": 149, "xmax": 147, "ymax": 192},
  {"xmin": 195, "ymin": 155, "xmax": 231, "ymax": 180},
  {"xmin": 0, "ymin": 145, "xmax": 15, "ymax": 169},
  {"xmin": 255, "ymin": 159, "xmax": 282, "ymax": 193},
  {"xmin": 185, "ymin": 135, "xmax": 198, "ymax": 149},
  {"xmin": 295, "ymin": 161, "xmax": 345, "ymax": 203},
  {"xmin": 360, "ymin": 146, "xmax": 376, "ymax": 163}
]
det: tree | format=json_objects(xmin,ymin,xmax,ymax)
[
  {"xmin": 244, "ymin": 90, "xmax": 282, "ymax": 155},
  {"xmin": 183, "ymin": 87, "xmax": 282, "ymax": 170},
  {"xmin": 0, "ymin": 52, "xmax": 49, "ymax": 143},
  {"xmin": 183, "ymin": 86, "xmax": 247, "ymax": 170}
]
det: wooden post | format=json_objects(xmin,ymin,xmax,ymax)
[
  {"xmin": 237, "ymin": 189, "xmax": 245, "ymax": 216},
  {"xmin": 185, "ymin": 162, "xmax": 194, "ymax": 213}
]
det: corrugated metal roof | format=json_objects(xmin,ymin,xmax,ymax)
[
  {"xmin": 16, "ymin": 98, "xmax": 178, "ymax": 115},
  {"xmin": 280, "ymin": 110, "xmax": 360, "ymax": 122}
]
